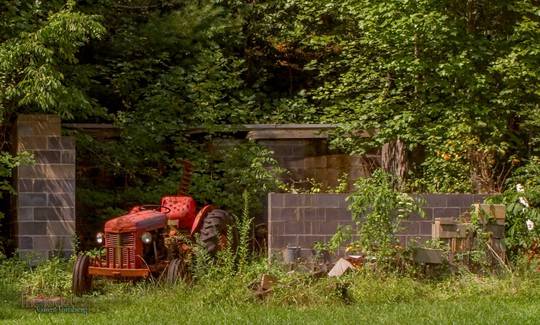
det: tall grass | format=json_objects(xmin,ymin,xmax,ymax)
[{"xmin": 2, "ymin": 254, "xmax": 540, "ymax": 323}]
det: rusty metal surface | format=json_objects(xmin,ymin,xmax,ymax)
[
  {"xmin": 104, "ymin": 210, "xmax": 167, "ymax": 233},
  {"xmin": 88, "ymin": 266, "xmax": 150, "ymax": 278},
  {"xmin": 190, "ymin": 204, "xmax": 214, "ymax": 235},
  {"xmin": 161, "ymin": 195, "xmax": 197, "ymax": 229}
]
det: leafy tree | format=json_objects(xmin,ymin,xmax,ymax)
[
  {"xmin": 0, "ymin": 0, "xmax": 105, "ymax": 251},
  {"xmin": 246, "ymin": 0, "xmax": 539, "ymax": 192},
  {"xmin": 0, "ymin": 0, "xmax": 105, "ymax": 122},
  {"xmin": 71, "ymin": 1, "xmax": 285, "ymax": 247}
]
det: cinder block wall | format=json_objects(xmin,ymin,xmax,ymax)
[
  {"xmin": 257, "ymin": 139, "xmax": 378, "ymax": 189},
  {"xmin": 14, "ymin": 114, "xmax": 76, "ymax": 260},
  {"xmin": 268, "ymin": 193, "xmax": 486, "ymax": 259}
]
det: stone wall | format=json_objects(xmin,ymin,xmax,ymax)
[
  {"xmin": 268, "ymin": 193, "xmax": 487, "ymax": 259},
  {"xmin": 14, "ymin": 114, "xmax": 76, "ymax": 259}
]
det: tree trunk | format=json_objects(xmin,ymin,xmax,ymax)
[{"xmin": 381, "ymin": 139, "xmax": 408, "ymax": 188}]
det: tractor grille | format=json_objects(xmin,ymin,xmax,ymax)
[{"xmin": 105, "ymin": 233, "xmax": 136, "ymax": 269}]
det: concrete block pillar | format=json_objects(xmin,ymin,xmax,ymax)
[{"xmin": 14, "ymin": 114, "xmax": 76, "ymax": 259}]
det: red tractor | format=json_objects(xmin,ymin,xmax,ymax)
[{"xmin": 72, "ymin": 162, "xmax": 233, "ymax": 295}]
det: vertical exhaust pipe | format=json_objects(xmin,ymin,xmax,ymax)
[{"xmin": 178, "ymin": 160, "xmax": 193, "ymax": 195}]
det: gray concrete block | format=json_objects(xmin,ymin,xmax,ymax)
[
  {"xmin": 433, "ymin": 207, "xmax": 461, "ymax": 218},
  {"xmin": 303, "ymin": 207, "xmax": 326, "ymax": 221},
  {"xmin": 269, "ymin": 207, "xmax": 284, "ymax": 221},
  {"xmin": 17, "ymin": 207, "xmax": 34, "ymax": 221},
  {"xmin": 48, "ymin": 193, "xmax": 75, "ymax": 207},
  {"xmin": 281, "ymin": 207, "xmax": 302, "ymax": 221},
  {"xmin": 35, "ymin": 207, "xmax": 75, "ymax": 221},
  {"xmin": 325, "ymin": 208, "xmax": 351, "ymax": 221},
  {"xmin": 60, "ymin": 150, "xmax": 76, "ymax": 164},
  {"xmin": 17, "ymin": 137, "xmax": 48, "ymax": 150},
  {"xmin": 46, "ymin": 221, "xmax": 75, "ymax": 236},
  {"xmin": 269, "ymin": 221, "xmax": 285, "ymax": 236},
  {"xmin": 18, "ymin": 193, "xmax": 47, "ymax": 207},
  {"xmin": 314, "ymin": 194, "xmax": 343, "ymax": 208},
  {"xmin": 408, "ymin": 209, "xmax": 431, "ymax": 221},
  {"xmin": 18, "ymin": 222, "xmax": 47, "ymax": 235},
  {"xmin": 17, "ymin": 236, "xmax": 33, "ymax": 249},
  {"xmin": 35, "ymin": 179, "xmax": 75, "ymax": 193},
  {"xmin": 17, "ymin": 164, "xmax": 75, "ymax": 179},
  {"xmin": 269, "ymin": 193, "xmax": 284, "ymax": 208},
  {"xmin": 272, "ymin": 235, "xmax": 298, "ymax": 248},
  {"xmin": 284, "ymin": 194, "xmax": 302, "ymax": 207},
  {"xmin": 33, "ymin": 150, "xmax": 61, "ymax": 164},
  {"xmin": 33, "ymin": 236, "xmax": 73, "ymax": 251},
  {"xmin": 447, "ymin": 194, "xmax": 474, "ymax": 208},
  {"xmin": 423, "ymin": 194, "xmax": 447, "ymax": 207},
  {"xmin": 47, "ymin": 137, "xmax": 75, "ymax": 150},
  {"xmin": 17, "ymin": 179, "xmax": 33, "ymax": 192},
  {"xmin": 419, "ymin": 221, "xmax": 433, "ymax": 235},
  {"xmin": 283, "ymin": 221, "xmax": 305, "ymax": 234},
  {"xmin": 310, "ymin": 221, "xmax": 324, "ymax": 234}
]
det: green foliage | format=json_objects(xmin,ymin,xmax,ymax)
[
  {"xmin": 246, "ymin": 0, "xmax": 539, "ymax": 192},
  {"xmin": 347, "ymin": 170, "xmax": 424, "ymax": 265},
  {"xmin": 236, "ymin": 191, "xmax": 253, "ymax": 273},
  {"xmin": 190, "ymin": 141, "xmax": 285, "ymax": 216},
  {"xmin": 0, "ymin": 1, "xmax": 106, "ymax": 121},
  {"xmin": 19, "ymin": 256, "xmax": 74, "ymax": 298},
  {"xmin": 487, "ymin": 158, "xmax": 540, "ymax": 262},
  {"xmin": 4, "ymin": 255, "xmax": 540, "ymax": 323},
  {"xmin": 313, "ymin": 225, "xmax": 352, "ymax": 258},
  {"xmin": 0, "ymin": 2, "xmax": 105, "ymax": 250},
  {"xmin": 0, "ymin": 152, "xmax": 33, "ymax": 201},
  {"xmin": 78, "ymin": 139, "xmax": 283, "ymax": 222},
  {"xmin": 0, "ymin": 152, "xmax": 34, "ymax": 252}
]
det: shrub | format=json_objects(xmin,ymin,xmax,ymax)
[
  {"xmin": 487, "ymin": 158, "xmax": 540, "ymax": 263},
  {"xmin": 347, "ymin": 169, "xmax": 424, "ymax": 268}
]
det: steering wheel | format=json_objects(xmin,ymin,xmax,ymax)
[{"xmin": 139, "ymin": 205, "xmax": 171, "ymax": 214}]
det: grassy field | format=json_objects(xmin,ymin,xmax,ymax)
[{"xmin": 2, "ymin": 258, "xmax": 540, "ymax": 324}]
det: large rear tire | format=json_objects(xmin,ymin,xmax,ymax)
[
  {"xmin": 72, "ymin": 255, "xmax": 92, "ymax": 296},
  {"xmin": 199, "ymin": 209, "xmax": 237, "ymax": 255}
]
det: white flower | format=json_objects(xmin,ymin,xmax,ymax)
[
  {"xmin": 516, "ymin": 184, "xmax": 525, "ymax": 193},
  {"xmin": 519, "ymin": 196, "xmax": 530, "ymax": 208},
  {"xmin": 527, "ymin": 219, "xmax": 535, "ymax": 231}
]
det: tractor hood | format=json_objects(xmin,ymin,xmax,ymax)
[{"xmin": 105, "ymin": 210, "xmax": 167, "ymax": 233}]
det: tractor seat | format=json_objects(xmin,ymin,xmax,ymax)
[{"xmin": 161, "ymin": 196, "xmax": 197, "ymax": 228}]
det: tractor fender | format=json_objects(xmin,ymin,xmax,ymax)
[{"xmin": 190, "ymin": 205, "xmax": 215, "ymax": 235}]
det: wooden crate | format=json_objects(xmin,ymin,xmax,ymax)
[
  {"xmin": 432, "ymin": 218, "xmax": 458, "ymax": 239},
  {"xmin": 473, "ymin": 204, "xmax": 506, "ymax": 225}
]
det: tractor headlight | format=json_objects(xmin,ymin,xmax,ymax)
[
  {"xmin": 96, "ymin": 232, "xmax": 104, "ymax": 245},
  {"xmin": 141, "ymin": 232, "xmax": 152, "ymax": 244}
]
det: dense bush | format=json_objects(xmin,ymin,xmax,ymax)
[{"xmin": 488, "ymin": 158, "xmax": 540, "ymax": 262}]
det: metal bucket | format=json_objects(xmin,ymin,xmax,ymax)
[{"xmin": 283, "ymin": 246, "xmax": 301, "ymax": 264}]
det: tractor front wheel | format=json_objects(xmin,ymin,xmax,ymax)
[
  {"xmin": 72, "ymin": 255, "xmax": 92, "ymax": 296},
  {"xmin": 166, "ymin": 258, "xmax": 190, "ymax": 284},
  {"xmin": 200, "ymin": 209, "xmax": 237, "ymax": 255}
]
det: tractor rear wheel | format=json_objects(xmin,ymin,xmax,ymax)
[
  {"xmin": 72, "ymin": 255, "xmax": 92, "ymax": 296},
  {"xmin": 200, "ymin": 209, "xmax": 237, "ymax": 255},
  {"xmin": 166, "ymin": 258, "xmax": 190, "ymax": 284}
]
